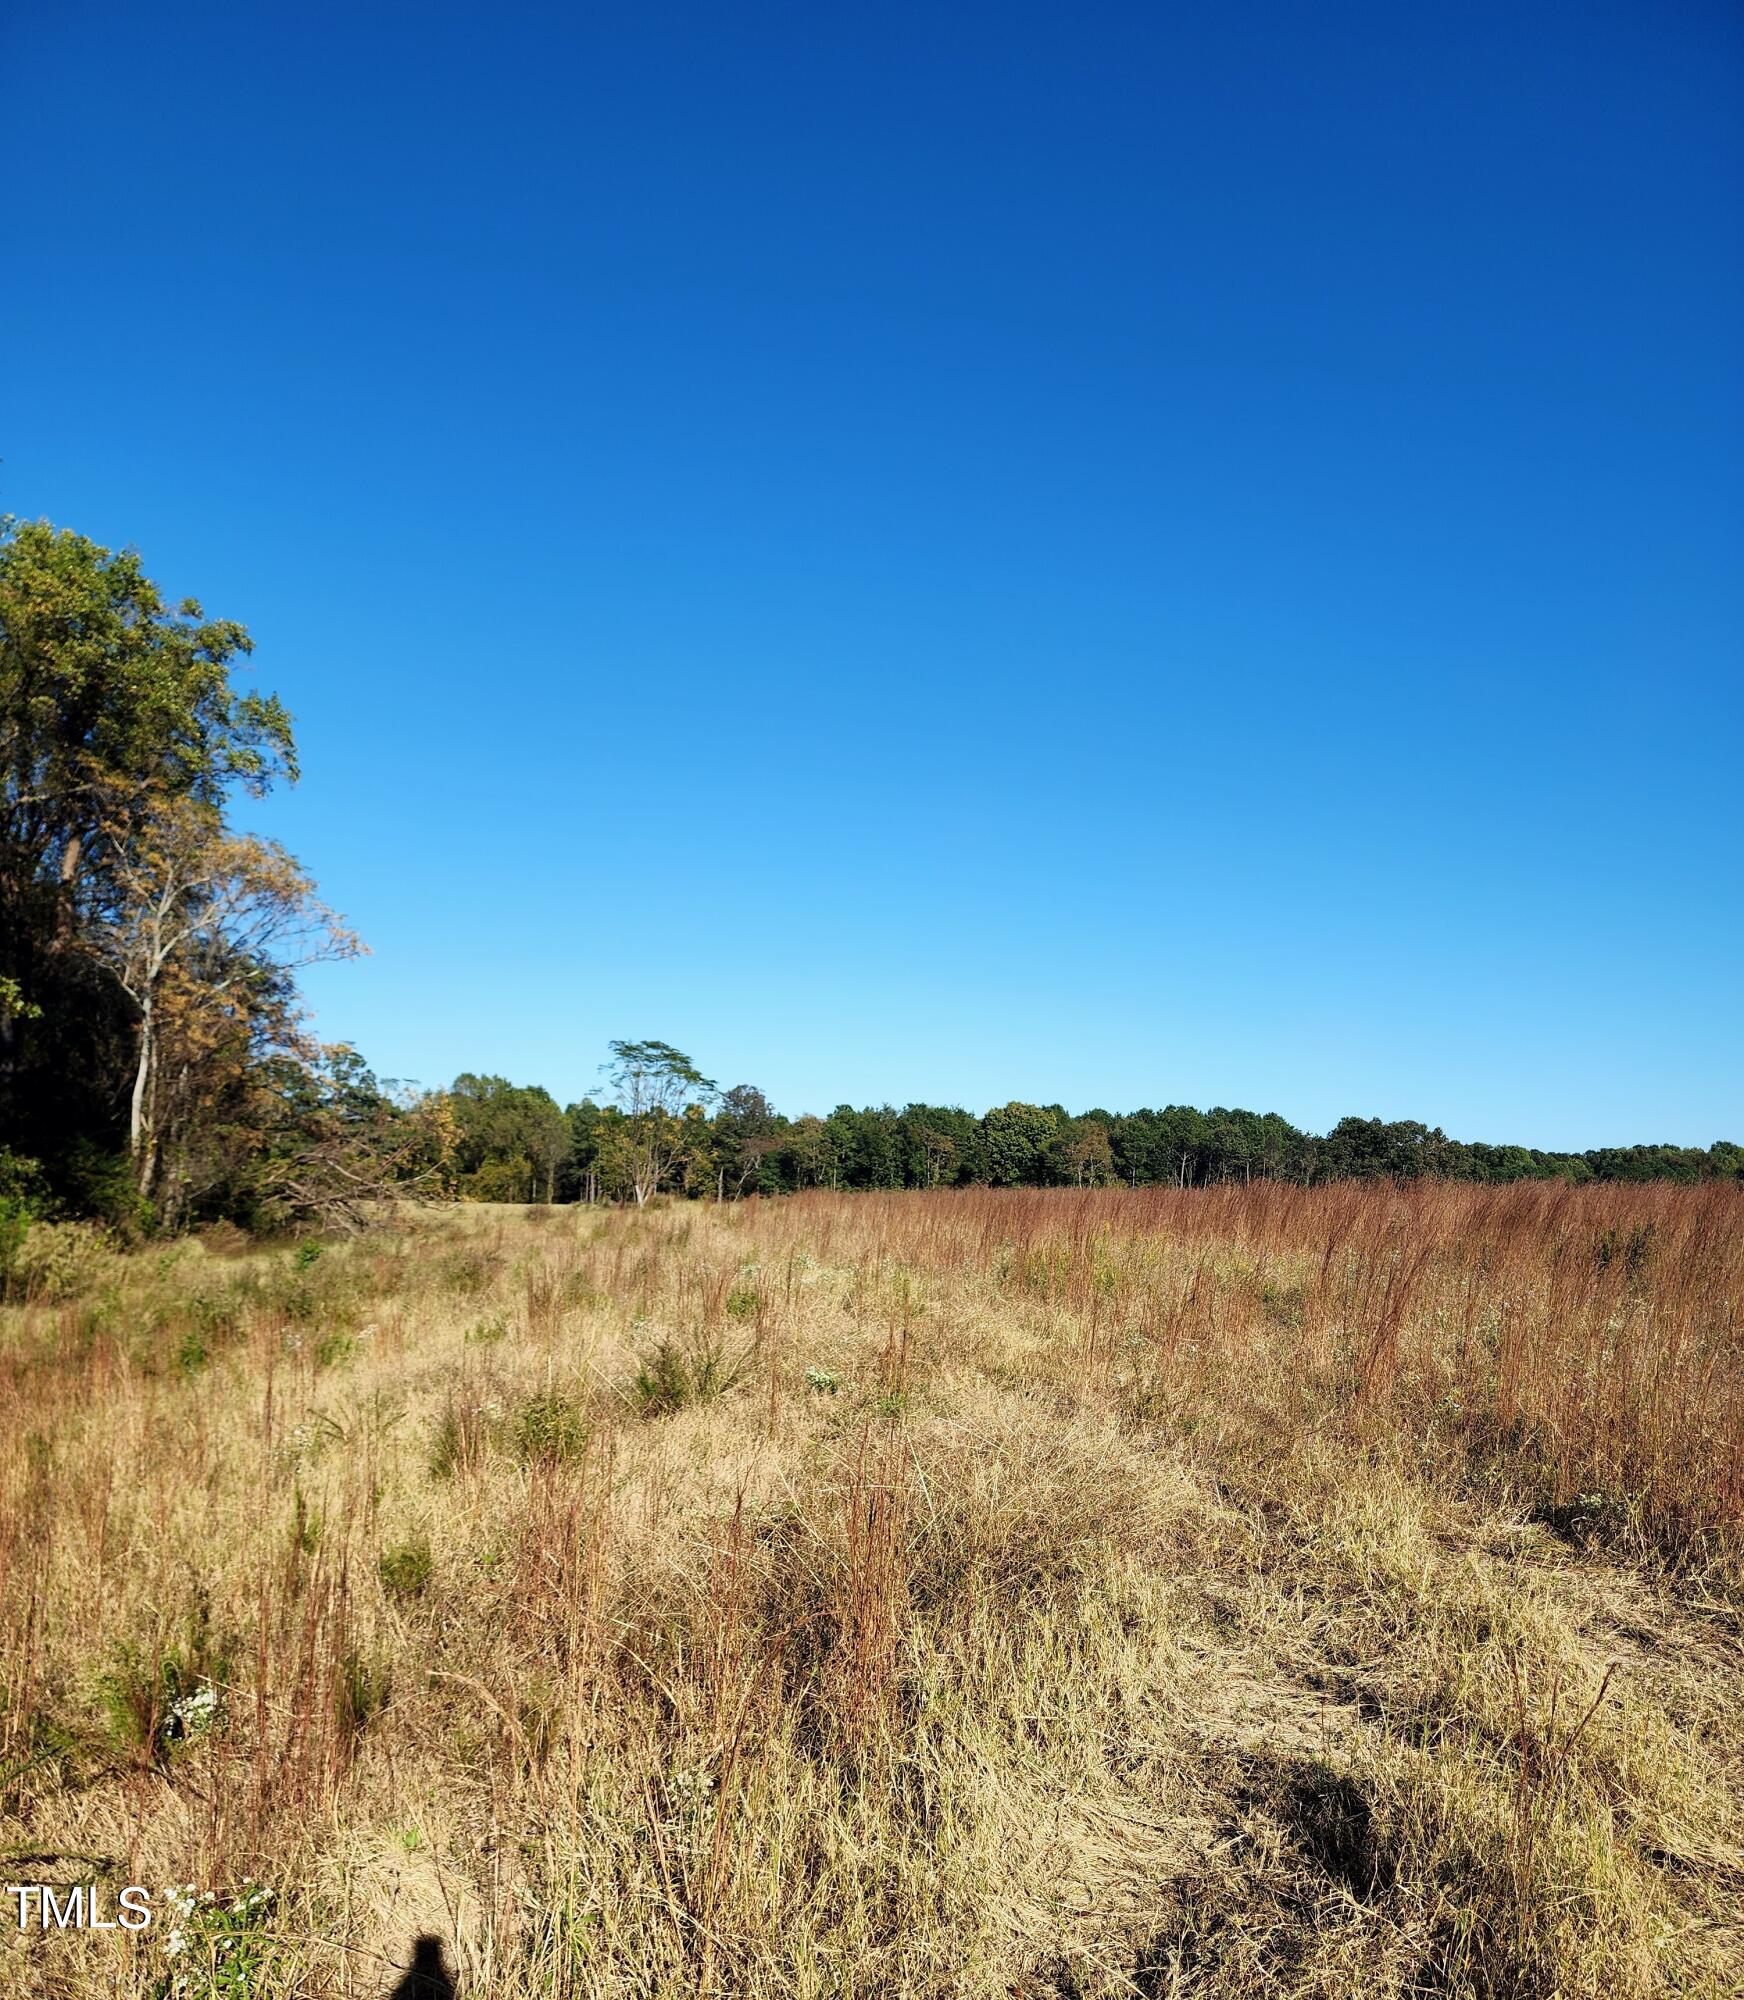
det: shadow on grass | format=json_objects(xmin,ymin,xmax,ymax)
[{"xmin": 386, "ymin": 1933, "xmax": 457, "ymax": 1999}]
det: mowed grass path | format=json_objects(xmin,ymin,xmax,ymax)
[{"xmin": 2, "ymin": 1184, "xmax": 1742, "ymax": 1997}]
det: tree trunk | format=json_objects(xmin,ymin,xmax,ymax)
[
  {"xmin": 130, "ymin": 992, "xmax": 154, "ymax": 1192},
  {"xmin": 50, "ymin": 830, "xmax": 85, "ymax": 947}
]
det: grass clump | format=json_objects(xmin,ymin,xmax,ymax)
[
  {"xmin": 338, "ymin": 1648, "xmax": 393, "ymax": 1736},
  {"xmin": 378, "ymin": 1537, "xmax": 434, "ymax": 1601},
  {"xmin": 629, "ymin": 1332, "xmax": 751, "ymax": 1417},
  {"xmin": 508, "ymin": 1392, "xmax": 591, "ymax": 1464},
  {"xmin": 429, "ymin": 1400, "xmax": 492, "ymax": 1478},
  {"xmin": 314, "ymin": 1328, "xmax": 356, "ymax": 1367},
  {"xmin": 96, "ymin": 1640, "xmax": 233, "ymax": 1764}
]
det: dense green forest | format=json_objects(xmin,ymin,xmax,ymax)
[
  {"xmin": 3, "ymin": 518, "xmax": 1738, "ymax": 1252},
  {"xmin": 449, "ymin": 1062, "xmax": 1743, "ymax": 1206}
]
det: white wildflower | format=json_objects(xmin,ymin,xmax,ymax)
[
  {"xmin": 670, "ymin": 1765, "xmax": 716, "ymax": 1805},
  {"xmin": 169, "ymin": 1680, "xmax": 220, "ymax": 1736}
]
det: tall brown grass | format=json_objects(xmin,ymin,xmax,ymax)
[{"xmin": 1, "ymin": 1183, "xmax": 1740, "ymax": 1997}]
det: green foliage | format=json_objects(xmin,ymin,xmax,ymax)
[
  {"xmin": 6, "ymin": 1218, "xmax": 110, "ymax": 1301},
  {"xmin": 429, "ymin": 1402, "xmax": 491, "ymax": 1478},
  {"xmin": 268, "ymin": 1250, "xmax": 360, "ymax": 1329},
  {"xmin": 0, "ymin": 1199, "xmax": 38, "ymax": 1296},
  {"xmin": 0, "ymin": 1145, "xmax": 46, "ymax": 1203},
  {"xmin": 0, "ymin": 973, "xmax": 41, "ymax": 1024},
  {"xmin": 0, "ymin": 519, "xmax": 298, "ymax": 1224},
  {"xmin": 631, "ymin": 1341, "xmax": 694, "ymax": 1417},
  {"xmin": 980, "ymin": 1102, "xmax": 1065, "ymax": 1186},
  {"xmin": 60, "ymin": 1141, "xmax": 154, "ymax": 1238},
  {"xmin": 438, "ymin": 1247, "xmax": 493, "ymax": 1295},
  {"xmin": 500, "ymin": 1073, "xmax": 1744, "ymax": 1203},
  {"xmin": 151, "ymin": 1880, "xmax": 280, "ymax": 1998},
  {"xmin": 602, "ymin": 1040, "xmax": 718, "ymax": 1204},
  {"xmin": 428, "ymin": 1389, "xmax": 591, "ymax": 1472},
  {"xmin": 715, "ymin": 1083, "xmax": 783, "ymax": 1195},
  {"xmin": 508, "ymin": 1392, "xmax": 591, "ymax": 1464},
  {"xmin": 96, "ymin": 1608, "xmax": 237, "ymax": 1763},
  {"xmin": 449, "ymin": 1072, "xmax": 569, "ymax": 1202},
  {"xmin": 338, "ymin": 1650, "xmax": 392, "ymax": 1741},
  {"xmin": 0, "ymin": 520, "xmax": 443, "ymax": 1243},
  {"xmin": 0, "ymin": 1148, "xmax": 50, "ymax": 1296},
  {"xmin": 291, "ymin": 1487, "xmax": 321, "ymax": 1556},
  {"xmin": 630, "ymin": 1333, "xmax": 751, "ymax": 1418},
  {"xmin": 0, "ymin": 518, "xmax": 294, "ymax": 835},
  {"xmin": 172, "ymin": 1286, "xmax": 245, "ymax": 1369},
  {"xmin": 378, "ymin": 1537, "xmax": 434, "ymax": 1601}
]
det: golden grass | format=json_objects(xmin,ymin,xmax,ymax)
[{"xmin": 2, "ymin": 1183, "xmax": 1741, "ymax": 1997}]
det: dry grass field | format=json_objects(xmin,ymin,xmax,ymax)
[{"xmin": 2, "ymin": 1183, "xmax": 1742, "ymax": 1998}]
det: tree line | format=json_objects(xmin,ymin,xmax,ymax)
[
  {"xmin": 3, "ymin": 518, "xmax": 1736, "ymax": 1248},
  {"xmin": 439, "ymin": 1058, "xmax": 1743, "ymax": 1207}
]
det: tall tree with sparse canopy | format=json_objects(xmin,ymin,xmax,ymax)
[
  {"xmin": 603, "ymin": 1039, "xmax": 717, "ymax": 1205},
  {"xmin": 95, "ymin": 794, "xmax": 359, "ymax": 1203}
]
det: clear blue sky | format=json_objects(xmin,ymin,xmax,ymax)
[{"xmin": 6, "ymin": 1, "xmax": 1741, "ymax": 1147}]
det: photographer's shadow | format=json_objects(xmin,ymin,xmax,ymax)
[{"xmin": 386, "ymin": 1933, "xmax": 457, "ymax": 1999}]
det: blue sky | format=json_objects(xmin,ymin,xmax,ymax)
[{"xmin": 6, "ymin": 1, "xmax": 1741, "ymax": 1147}]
